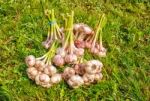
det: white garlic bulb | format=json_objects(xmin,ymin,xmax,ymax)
[
  {"xmin": 25, "ymin": 55, "xmax": 36, "ymax": 67},
  {"xmin": 51, "ymin": 74, "xmax": 62, "ymax": 84},
  {"xmin": 67, "ymin": 75, "xmax": 84, "ymax": 88},
  {"xmin": 85, "ymin": 60, "xmax": 103, "ymax": 74},
  {"xmin": 35, "ymin": 73, "xmax": 51, "ymax": 88},
  {"xmin": 26, "ymin": 67, "xmax": 39, "ymax": 80},
  {"xmin": 43, "ymin": 65, "xmax": 57, "ymax": 76}
]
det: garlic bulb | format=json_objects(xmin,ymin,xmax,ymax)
[
  {"xmin": 51, "ymin": 74, "xmax": 62, "ymax": 84},
  {"xmin": 67, "ymin": 75, "xmax": 84, "ymax": 88},
  {"xmin": 74, "ymin": 48, "xmax": 84, "ymax": 57},
  {"xmin": 25, "ymin": 55, "xmax": 36, "ymax": 67},
  {"xmin": 62, "ymin": 67, "xmax": 75, "ymax": 81},
  {"xmin": 43, "ymin": 65, "xmax": 57, "ymax": 76},
  {"xmin": 64, "ymin": 54, "xmax": 77, "ymax": 64},
  {"xmin": 52, "ymin": 55, "xmax": 64, "ymax": 66},
  {"xmin": 35, "ymin": 73, "xmax": 51, "ymax": 88},
  {"xmin": 98, "ymin": 47, "xmax": 106, "ymax": 57},
  {"xmin": 56, "ymin": 47, "xmax": 66, "ymax": 57},
  {"xmin": 35, "ymin": 60, "xmax": 45, "ymax": 71},
  {"xmin": 83, "ymin": 73, "xmax": 95, "ymax": 85},
  {"xmin": 84, "ymin": 60, "xmax": 103, "ymax": 74},
  {"xmin": 27, "ymin": 67, "xmax": 39, "ymax": 80}
]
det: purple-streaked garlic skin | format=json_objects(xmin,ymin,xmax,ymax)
[
  {"xmin": 35, "ymin": 73, "xmax": 51, "ymax": 88},
  {"xmin": 25, "ymin": 55, "xmax": 36, "ymax": 67},
  {"xmin": 62, "ymin": 67, "xmax": 75, "ymax": 81},
  {"xmin": 90, "ymin": 47, "xmax": 99, "ymax": 54},
  {"xmin": 67, "ymin": 75, "xmax": 84, "ymax": 88},
  {"xmin": 83, "ymin": 73, "xmax": 95, "ymax": 85},
  {"xmin": 27, "ymin": 67, "xmax": 39, "ymax": 80},
  {"xmin": 74, "ymin": 48, "xmax": 84, "ymax": 57},
  {"xmin": 52, "ymin": 55, "xmax": 64, "ymax": 67},
  {"xmin": 64, "ymin": 54, "xmax": 77, "ymax": 64},
  {"xmin": 56, "ymin": 47, "xmax": 66, "ymax": 57},
  {"xmin": 51, "ymin": 74, "xmax": 62, "ymax": 84},
  {"xmin": 43, "ymin": 65, "xmax": 57, "ymax": 76}
]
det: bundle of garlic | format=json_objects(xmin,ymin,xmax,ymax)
[
  {"xmin": 25, "ymin": 9, "xmax": 106, "ymax": 89},
  {"xmin": 25, "ymin": 42, "xmax": 62, "ymax": 88},
  {"xmin": 52, "ymin": 11, "xmax": 84, "ymax": 67},
  {"xmin": 42, "ymin": 9, "xmax": 64, "ymax": 49}
]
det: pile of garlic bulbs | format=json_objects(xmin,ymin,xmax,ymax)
[{"xmin": 25, "ymin": 9, "xmax": 107, "ymax": 88}]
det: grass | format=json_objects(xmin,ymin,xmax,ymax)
[{"xmin": 0, "ymin": 0, "xmax": 150, "ymax": 101}]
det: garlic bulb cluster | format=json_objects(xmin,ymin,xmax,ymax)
[
  {"xmin": 25, "ymin": 10, "xmax": 107, "ymax": 89},
  {"xmin": 26, "ymin": 55, "xmax": 62, "ymax": 88},
  {"xmin": 65, "ymin": 60, "xmax": 103, "ymax": 88}
]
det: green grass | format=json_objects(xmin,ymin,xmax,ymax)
[{"xmin": 0, "ymin": 0, "xmax": 150, "ymax": 101}]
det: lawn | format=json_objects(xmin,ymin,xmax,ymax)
[{"xmin": 0, "ymin": 0, "xmax": 150, "ymax": 101}]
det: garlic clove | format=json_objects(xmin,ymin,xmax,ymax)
[
  {"xmin": 51, "ymin": 74, "xmax": 62, "ymax": 84},
  {"xmin": 25, "ymin": 55, "xmax": 36, "ymax": 67}
]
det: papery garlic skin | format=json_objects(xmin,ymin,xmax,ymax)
[
  {"xmin": 43, "ymin": 65, "xmax": 57, "ymax": 76},
  {"xmin": 51, "ymin": 74, "xmax": 62, "ymax": 84},
  {"xmin": 27, "ymin": 67, "xmax": 39, "ymax": 80},
  {"xmin": 25, "ymin": 55, "xmax": 36, "ymax": 67}
]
